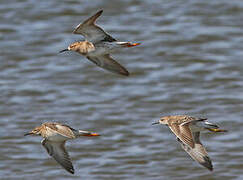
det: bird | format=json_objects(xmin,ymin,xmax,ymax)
[
  {"xmin": 24, "ymin": 122, "xmax": 100, "ymax": 174},
  {"xmin": 152, "ymin": 115, "xmax": 227, "ymax": 171},
  {"xmin": 59, "ymin": 10, "xmax": 140, "ymax": 76}
]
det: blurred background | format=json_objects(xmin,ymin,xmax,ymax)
[{"xmin": 0, "ymin": 0, "xmax": 243, "ymax": 179}]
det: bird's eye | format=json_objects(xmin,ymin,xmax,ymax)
[{"xmin": 70, "ymin": 44, "xmax": 75, "ymax": 48}]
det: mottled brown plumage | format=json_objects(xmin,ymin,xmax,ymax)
[
  {"xmin": 68, "ymin": 41, "xmax": 95, "ymax": 55},
  {"xmin": 153, "ymin": 115, "xmax": 227, "ymax": 171},
  {"xmin": 25, "ymin": 122, "xmax": 99, "ymax": 174}
]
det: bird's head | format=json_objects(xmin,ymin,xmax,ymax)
[
  {"xmin": 59, "ymin": 41, "xmax": 95, "ymax": 55},
  {"xmin": 152, "ymin": 116, "xmax": 168, "ymax": 125},
  {"xmin": 24, "ymin": 126, "xmax": 42, "ymax": 136}
]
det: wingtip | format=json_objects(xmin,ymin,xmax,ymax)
[
  {"xmin": 123, "ymin": 72, "xmax": 130, "ymax": 76},
  {"xmin": 202, "ymin": 156, "xmax": 213, "ymax": 172},
  {"xmin": 98, "ymin": 9, "xmax": 103, "ymax": 14},
  {"xmin": 94, "ymin": 10, "xmax": 103, "ymax": 20},
  {"xmin": 73, "ymin": 10, "xmax": 104, "ymax": 34},
  {"xmin": 117, "ymin": 66, "xmax": 129, "ymax": 76},
  {"xmin": 93, "ymin": 10, "xmax": 103, "ymax": 20},
  {"xmin": 207, "ymin": 166, "xmax": 213, "ymax": 172},
  {"xmin": 120, "ymin": 70, "xmax": 129, "ymax": 76},
  {"xmin": 69, "ymin": 168, "xmax": 75, "ymax": 174},
  {"xmin": 206, "ymin": 164, "xmax": 213, "ymax": 172}
]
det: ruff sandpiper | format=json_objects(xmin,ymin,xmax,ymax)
[
  {"xmin": 25, "ymin": 122, "xmax": 99, "ymax": 174},
  {"xmin": 152, "ymin": 115, "xmax": 227, "ymax": 171},
  {"xmin": 60, "ymin": 10, "xmax": 140, "ymax": 76}
]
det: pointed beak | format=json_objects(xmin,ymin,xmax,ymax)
[
  {"xmin": 152, "ymin": 121, "xmax": 159, "ymax": 125},
  {"xmin": 59, "ymin": 49, "xmax": 69, "ymax": 53},
  {"xmin": 24, "ymin": 132, "xmax": 33, "ymax": 136}
]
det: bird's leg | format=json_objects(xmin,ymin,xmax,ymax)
[{"xmin": 207, "ymin": 128, "xmax": 228, "ymax": 132}]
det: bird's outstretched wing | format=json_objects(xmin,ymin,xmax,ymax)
[
  {"xmin": 177, "ymin": 132, "xmax": 213, "ymax": 171},
  {"xmin": 86, "ymin": 54, "xmax": 129, "ymax": 76},
  {"xmin": 41, "ymin": 139, "xmax": 74, "ymax": 174},
  {"xmin": 73, "ymin": 10, "xmax": 116, "ymax": 43}
]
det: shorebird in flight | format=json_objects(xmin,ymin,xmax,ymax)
[
  {"xmin": 60, "ymin": 10, "xmax": 140, "ymax": 76},
  {"xmin": 152, "ymin": 115, "xmax": 227, "ymax": 171},
  {"xmin": 25, "ymin": 122, "xmax": 99, "ymax": 174}
]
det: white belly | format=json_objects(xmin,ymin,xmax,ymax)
[{"xmin": 46, "ymin": 132, "xmax": 69, "ymax": 142}]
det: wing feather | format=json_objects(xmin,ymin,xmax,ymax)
[
  {"xmin": 73, "ymin": 10, "xmax": 116, "ymax": 43},
  {"xmin": 86, "ymin": 54, "xmax": 129, "ymax": 76},
  {"xmin": 177, "ymin": 132, "xmax": 213, "ymax": 171},
  {"xmin": 54, "ymin": 124, "xmax": 76, "ymax": 139},
  {"xmin": 41, "ymin": 139, "xmax": 74, "ymax": 174},
  {"xmin": 181, "ymin": 117, "xmax": 207, "ymax": 126},
  {"xmin": 168, "ymin": 123, "xmax": 194, "ymax": 148}
]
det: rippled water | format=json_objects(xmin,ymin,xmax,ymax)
[{"xmin": 1, "ymin": 0, "xmax": 243, "ymax": 179}]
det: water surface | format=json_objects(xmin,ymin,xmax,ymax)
[{"xmin": 0, "ymin": 0, "xmax": 243, "ymax": 179}]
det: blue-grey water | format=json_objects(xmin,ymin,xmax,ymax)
[{"xmin": 0, "ymin": 0, "xmax": 243, "ymax": 179}]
